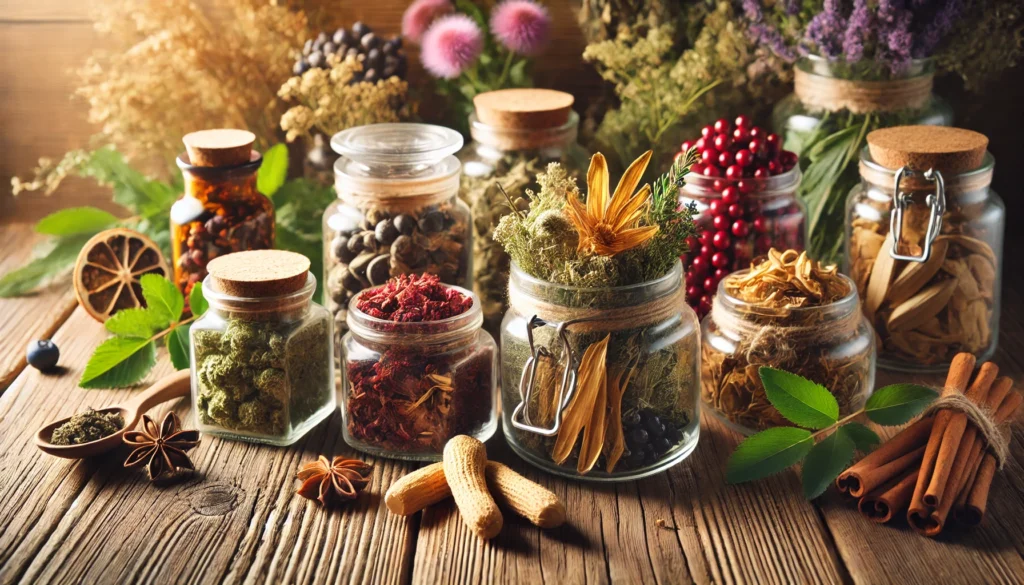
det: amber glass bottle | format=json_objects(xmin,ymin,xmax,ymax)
[{"xmin": 170, "ymin": 129, "xmax": 275, "ymax": 300}]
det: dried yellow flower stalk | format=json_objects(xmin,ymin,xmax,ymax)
[{"xmin": 551, "ymin": 335, "xmax": 609, "ymax": 467}]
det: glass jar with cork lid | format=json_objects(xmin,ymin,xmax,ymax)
[
  {"xmin": 170, "ymin": 129, "xmax": 275, "ymax": 302},
  {"xmin": 846, "ymin": 126, "xmax": 1004, "ymax": 371},
  {"xmin": 457, "ymin": 89, "xmax": 590, "ymax": 335},
  {"xmin": 323, "ymin": 123, "xmax": 471, "ymax": 344},
  {"xmin": 190, "ymin": 250, "xmax": 335, "ymax": 446}
]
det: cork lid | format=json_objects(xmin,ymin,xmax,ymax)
[
  {"xmin": 207, "ymin": 250, "xmax": 311, "ymax": 298},
  {"xmin": 867, "ymin": 126, "xmax": 988, "ymax": 175},
  {"xmin": 473, "ymin": 89, "xmax": 574, "ymax": 130},
  {"xmin": 183, "ymin": 129, "xmax": 256, "ymax": 167}
]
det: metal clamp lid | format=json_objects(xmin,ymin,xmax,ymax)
[
  {"xmin": 889, "ymin": 165, "xmax": 945, "ymax": 263},
  {"xmin": 509, "ymin": 316, "xmax": 580, "ymax": 437}
]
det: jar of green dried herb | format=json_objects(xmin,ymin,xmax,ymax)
[
  {"xmin": 190, "ymin": 250, "xmax": 335, "ymax": 446},
  {"xmin": 458, "ymin": 89, "xmax": 590, "ymax": 337}
]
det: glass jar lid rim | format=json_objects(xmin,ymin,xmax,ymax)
[
  {"xmin": 717, "ymin": 269, "xmax": 859, "ymax": 314},
  {"xmin": 331, "ymin": 123, "xmax": 464, "ymax": 166},
  {"xmin": 347, "ymin": 283, "xmax": 483, "ymax": 336},
  {"xmin": 510, "ymin": 260, "xmax": 681, "ymax": 294}
]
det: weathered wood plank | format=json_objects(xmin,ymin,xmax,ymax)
[
  {"xmin": 0, "ymin": 223, "xmax": 78, "ymax": 392},
  {"xmin": 0, "ymin": 307, "xmax": 418, "ymax": 585}
]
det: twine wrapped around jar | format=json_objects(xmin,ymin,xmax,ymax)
[
  {"xmin": 794, "ymin": 68, "xmax": 934, "ymax": 115},
  {"xmin": 508, "ymin": 281, "xmax": 686, "ymax": 333}
]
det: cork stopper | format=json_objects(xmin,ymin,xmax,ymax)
[
  {"xmin": 207, "ymin": 250, "xmax": 311, "ymax": 298},
  {"xmin": 473, "ymin": 89, "xmax": 574, "ymax": 130},
  {"xmin": 867, "ymin": 126, "xmax": 988, "ymax": 175},
  {"xmin": 183, "ymin": 129, "xmax": 256, "ymax": 167}
]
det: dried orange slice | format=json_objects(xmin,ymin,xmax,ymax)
[{"xmin": 74, "ymin": 228, "xmax": 170, "ymax": 322}]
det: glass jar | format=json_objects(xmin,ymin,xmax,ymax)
[
  {"xmin": 846, "ymin": 141, "xmax": 1003, "ymax": 372},
  {"xmin": 459, "ymin": 109, "xmax": 590, "ymax": 336},
  {"xmin": 679, "ymin": 167, "xmax": 805, "ymax": 316},
  {"xmin": 170, "ymin": 144, "xmax": 275, "ymax": 301},
  {"xmin": 323, "ymin": 123, "xmax": 471, "ymax": 343},
  {"xmin": 190, "ymin": 271, "xmax": 335, "ymax": 446},
  {"xmin": 341, "ymin": 285, "xmax": 497, "ymax": 460},
  {"xmin": 772, "ymin": 56, "xmax": 953, "ymax": 263},
  {"xmin": 701, "ymin": 271, "xmax": 876, "ymax": 434},
  {"xmin": 501, "ymin": 261, "xmax": 701, "ymax": 481}
]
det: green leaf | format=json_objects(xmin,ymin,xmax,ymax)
[
  {"xmin": 77, "ymin": 147, "xmax": 178, "ymax": 218},
  {"xmin": 104, "ymin": 307, "xmax": 167, "ymax": 337},
  {"xmin": 726, "ymin": 427, "xmax": 815, "ymax": 484},
  {"xmin": 801, "ymin": 426, "xmax": 856, "ymax": 499},
  {"xmin": 139, "ymin": 274, "xmax": 184, "ymax": 325},
  {"xmin": 865, "ymin": 383, "xmax": 939, "ymax": 426},
  {"xmin": 189, "ymin": 281, "xmax": 209, "ymax": 317},
  {"xmin": 758, "ymin": 367, "xmax": 839, "ymax": 429},
  {"xmin": 0, "ymin": 234, "xmax": 92, "ymax": 297},
  {"xmin": 36, "ymin": 207, "xmax": 119, "ymax": 236},
  {"xmin": 167, "ymin": 324, "xmax": 192, "ymax": 370},
  {"xmin": 79, "ymin": 337, "xmax": 156, "ymax": 388},
  {"xmin": 842, "ymin": 422, "xmax": 881, "ymax": 453},
  {"xmin": 258, "ymin": 144, "xmax": 289, "ymax": 197}
]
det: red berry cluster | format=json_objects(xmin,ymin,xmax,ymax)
[{"xmin": 676, "ymin": 115, "xmax": 799, "ymax": 317}]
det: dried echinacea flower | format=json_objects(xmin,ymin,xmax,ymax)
[
  {"xmin": 565, "ymin": 151, "xmax": 660, "ymax": 257},
  {"xmin": 296, "ymin": 456, "xmax": 373, "ymax": 506},
  {"xmin": 123, "ymin": 412, "xmax": 200, "ymax": 481}
]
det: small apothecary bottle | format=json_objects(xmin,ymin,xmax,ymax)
[
  {"xmin": 341, "ymin": 275, "xmax": 497, "ymax": 461},
  {"xmin": 324, "ymin": 123, "xmax": 471, "ymax": 341},
  {"xmin": 846, "ymin": 126, "xmax": 1004, "ymax": 371},
  {"xmin": 171, "ymin": 129, "xmax": 275, "ymax": 300},
  {"xmin": 501, "ymin": 261, "xmax": 701, "ymax": 481},
  {"xmin": 190, "ymin": 250, "xmax": 335, "ymax": 446},
  {"xmin": 701, "ymin": 253, "xmax": 876, "ymax": 434},
  {"xmin": 457, "ymin": 89, "xmax": 590, "ymax": 335}
]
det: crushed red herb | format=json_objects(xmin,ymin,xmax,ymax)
[{"xmin": 356, "ymin": 274, "xmax": 473, "ymax": 322}]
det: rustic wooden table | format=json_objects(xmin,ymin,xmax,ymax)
[{"xmin": 1, "ymin": 221, "xmax": 1022, "ymax": 585}]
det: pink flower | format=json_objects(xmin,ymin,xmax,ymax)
[
  {"xmin": 489, "ymin": 0, "xmax": 550, "ymax": 56},
  {"xmin": 402, "ymin": 0, "xmax": 454, "ymax": 44},
  {"xmin": 420, "ymin": 14, "xmax": 484, "ymax": 79}
]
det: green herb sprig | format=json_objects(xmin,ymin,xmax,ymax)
[
  {"xmin": 79, "ymin": 275, "xmax": 208, "ymax": 389},
  {"xmin": 726, "ymin": 367, "xmax": 938, "ymax": 499}
]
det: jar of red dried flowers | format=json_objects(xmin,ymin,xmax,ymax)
[
  {"xmin": 341, "ymin": 274, "xmax": 497, "ymax": 461},
  {"xmin": 170, "ymin": 129, "xmax": 275, "ymax": 302}
]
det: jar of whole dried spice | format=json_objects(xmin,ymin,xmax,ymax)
[
  {"xmin": 324, "ymin": 123, "xmax": 471, "ymax": 345},
  {"xmin": 846, "ymin": 126, "xmax": 1003, "ymax": 371},
  {"xmin": 701, "ymin": 249, "xmax": 876, "ymax": 434},
  {"xmin": 341, "ymin": 274, "xmax": 497, "ymax": 460},
  {"xmin": 458, "ymin": 89, "xmax": 590, "ymax": 336},
  {"xmin": 170, "ymin": 129, "xmax": 274, "ymax": 301},
  {"xmin": 190, "ymin": 250, "xmax": 335, "ymax": 446}
]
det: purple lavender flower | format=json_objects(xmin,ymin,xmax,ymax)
[
  {"xmin": 843, "ymin": 0, "xmax": 873, "ymax": 62},
  {"xmin": 913, "ymin": 0, "xmax": 964, "ymax": 57},
  {"xmin": 804, "ymin": 0, "xmax": 848, "ymax": 59},
  {"xmin": 742, "ymin": 0, "xmax": 798, "ymax": 61}
]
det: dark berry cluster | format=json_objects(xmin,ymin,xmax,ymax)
[
  {"xmin": 617, "ymin": 409, "xmax": 688, "ymax": 469},
  {"xmin": 677, "ymin": 115, "xmax": 800, "ymax": 317},
  {"xmin": 294, "ymin": 22, "xmax": 407, "ymax": 83}
]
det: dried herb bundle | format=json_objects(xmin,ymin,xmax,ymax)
[{"xmin": 702, "ymin": 249, "xmax": 873, "ymax": 432}]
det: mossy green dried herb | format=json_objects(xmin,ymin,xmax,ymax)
[{"xmin": 51, "ymin": 409, "xmax": 124, "ymax": 445}]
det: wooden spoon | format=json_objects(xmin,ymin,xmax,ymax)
[{"xmin": 35, "ymin": 370, "xmax": 191, "ymax": 459}]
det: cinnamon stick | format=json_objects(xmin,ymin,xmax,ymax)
[
  {"xmin": 839, "ymin": 445, "xmax": 925, "ymax": 498},
  {"xmin": 956, "ymin": 389, "xmax": 1023, "ymax": 527},
  {"xmin": 858, "ymin": 468, "xmax": 918, "ymax": 523},
  {"xmin": 836, "ymin": 417, "xmax": 932, "ymax": 496}
]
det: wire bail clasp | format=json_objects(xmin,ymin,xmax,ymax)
[
  {"xmin": 510, "ymin": 316, "xmax": 578, "ymax": 436},
  {"xmin": 888, "ymin": 165, "xmax": 945, "ymax": 263}
]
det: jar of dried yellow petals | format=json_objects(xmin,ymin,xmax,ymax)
[
  {"xmin": 846, "ymin": 126, "xmax": 1003, "ymax": 371},
  {"xmin": 701, "ymin": 249, "xmax": 876, "ymax": 434}
]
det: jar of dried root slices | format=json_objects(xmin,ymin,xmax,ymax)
[
  {"xmin": 701, "ymin": 249, "xmax": 875, "ymax": 434},
  {"xmin": 846, "ymin": 126, "xmax": 1003, "ymax": 371}
]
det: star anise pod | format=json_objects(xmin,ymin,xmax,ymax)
[
  {"xmin": 123, "ymin": 412, "xmax": 200, "ymax": 481},
  {"xmin": 296, "ymin": 456, "xmax": 373, "ymax": 506}
]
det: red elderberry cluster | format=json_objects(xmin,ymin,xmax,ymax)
[
  {"xmin": 676, "ymin": 115, "xmax": 799, "ymax": 317},
  {"xmin": 356, "ymin": 273, "xmax": 472, "ymax": 322}
]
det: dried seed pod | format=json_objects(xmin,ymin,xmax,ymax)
[
  {"xmin": 484, "ymin": 462, "xmax": 565, "ymax": 529},
  {"xmin": 384, "ymin": 462, "xmax": 449, "ymax": 515},
  {"xmin": 443, "ymin": 435, "xmax": 503, "ymax": 539}
]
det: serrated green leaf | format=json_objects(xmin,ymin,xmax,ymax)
[
  {"xmin": 726, "ymin": 427, "xmax": 815, "ymax": 484},
  {"xmin": 802, "ymin": 426, "xmax": 856, "ymax": 499},
  {"xmin": 79, "ymin": 337, "xmax": 155, "ymax": 388},
  {"xmin": 0, "ymin": 234, "xmax": 92, "ymax": 297},
  {"xmin": 258, "ymin": 143, "xmax": 289, "ymax": 197},
  {"xmin": 104, "ymin": 307, "xmax": 167, "ymax": 337},
  {"xmin": 759, "ymin": 367, "xmax": 839, "ymax": 429},
  {"xmin": 189, "ymin": 282, "xmax": 209, "ymax": 317},
  {"xmin": 865, "ymin": 383, "xmax": 939, "ymax": 426},
  {"xmin": 167, "ymin": 324, "xmax": 192, "ymax": 370},
  {"xmin": 842, "ymin": 422, "xmax": 881, "ymax": 453},
  {"xmin": 140, "ymin": 274, "xmax": 184, "ymax": 324},
  {"xmin": 36, "ymin": 207, "xmax": 119, "ymax": 236}
]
